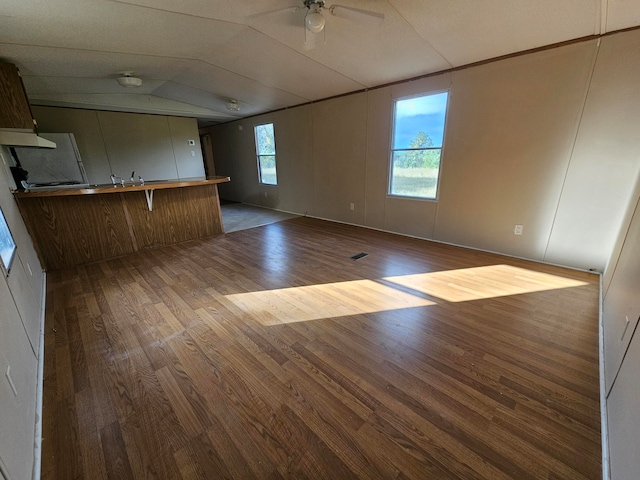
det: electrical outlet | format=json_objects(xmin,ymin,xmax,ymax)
[
  {"xmin": 514, "ymin": 224, "xmax": 523, "ymax": 235},
  {"xmin": 350, "ymin": 203, "xmax": 355, "ymax": 211}
]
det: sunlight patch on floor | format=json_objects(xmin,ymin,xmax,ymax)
[
  {"xmin": 224, "ymin": 264, "xmax": 588, "ymax": 324},
  {"xmin": 383, "ymin": 264, "xmax": 588, "ymax": 302},
  {"xmin": 225, "ymin": 279, "xmax": 435, "ymax": 325}
]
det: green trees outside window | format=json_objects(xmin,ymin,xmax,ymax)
[
  {"xmin": 255, "ymin": 123, "xmax": 277, "ymax": 185},
  {"xmin": 390, "ymin": 92, "xmax": 449, "ymax": 199}
]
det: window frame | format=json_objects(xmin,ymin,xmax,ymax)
[
  {"xmin": 388, "ymin": 89, "xmax": 450, "ymax": 201},
  {"xmin": 0, "ymin": 205, "xmax": 17, "ymax": 277},
  {"xmin": 254, "ymin": 122, "xmax": 278, "ymax": 186}
]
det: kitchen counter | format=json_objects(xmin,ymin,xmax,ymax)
[
  {"xmin": 14, "ymin": 176, "xmax": 231, "ymax": 270},
  {"xmin": 13, "ymin": 176, "xmax": 230, "ymax": 198}
]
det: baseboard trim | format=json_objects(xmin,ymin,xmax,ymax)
[{"xmin": 303, "ymin": 214, "xmax": 598, "ymax": 275}]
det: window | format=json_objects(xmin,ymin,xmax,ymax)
[
  {"xmin": 255, "ymin": 123, "xmax": 277, "ymax": 185},
  {"xmin": 389, "ymin": 91, "xmax": 449, "ymax": 199},
  {"xmin": 0, "ymin": 206, "xmax": 16, "ymax": 276}
]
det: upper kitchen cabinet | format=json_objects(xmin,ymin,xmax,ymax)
[{"xmin": 0, "ymin": 63, "xmax": 36, "ymax": 131}]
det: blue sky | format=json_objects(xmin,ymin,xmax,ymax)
[{"xmin": 393, "ymin": 92, "xmax": 448, "ymax": 149}]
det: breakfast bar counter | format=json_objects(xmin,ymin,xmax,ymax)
[{"xmin": 14, "ymin": 176, "xmax": 230, "ymax": 271}]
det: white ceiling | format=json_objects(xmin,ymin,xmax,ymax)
[{"xmin": 1, "ymin": 0, "xmax": 638, "ymax": 127}]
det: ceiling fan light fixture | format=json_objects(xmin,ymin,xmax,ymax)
[
  {"xmin": 117, "ymin": 72, "xmax": 142, "ymax": 88},
  {"xmin": 305, "ymin": 8, "xmax": 325, "ymax": 33},
  {"xmin": 226, "ymin": 100, "xmax": 240, "ymax": 111}
]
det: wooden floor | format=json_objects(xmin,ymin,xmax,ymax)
[{"xmin": 42, "ymin": 217, "xmax": 602, "ymax": 479}]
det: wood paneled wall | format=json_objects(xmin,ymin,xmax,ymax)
[{"xmin": 16, "ymin": 184, "xmax": 223, "ymax": 271}]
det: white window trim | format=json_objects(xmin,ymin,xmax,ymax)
[
  {"xmin": 387, "ymin": 89, "xmax": 450, "ymax": 201},
  {"xmin": 254, "ymin": 122, "xmax": 277, "ymax": 186}
]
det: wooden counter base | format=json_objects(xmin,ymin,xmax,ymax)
[{"xmin": 15, "ymin": 178, "xmax": 229, "ymax": 271}]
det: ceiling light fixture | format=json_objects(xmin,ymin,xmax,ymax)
[
  {"xmin": 117, "ymin": 72, "xmax": 142, "ymax": 88},
  {"xmin": 226, "ymin": 99, "xmax": 240, "ymax": 111},
  {"xmin": 305, "ymin": 4, "xmax": 325, "ymax": 33}
]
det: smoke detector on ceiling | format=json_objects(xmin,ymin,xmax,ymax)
[
  {"xmin": 117, "ymin": 72, "xmax": 142, "ymax": 88},
  {"xmin": 226, "ymin": 100, "xmax": 240, "ymax": 111}
]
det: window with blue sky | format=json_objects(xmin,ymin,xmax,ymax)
[{"xmin": 389, "ymin": 92, "xmax": 449, "ymax": 199}]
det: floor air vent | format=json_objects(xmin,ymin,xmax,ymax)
[{"xmin": 350, "ymin": 252, "xmax": 368, "ymax": 260}]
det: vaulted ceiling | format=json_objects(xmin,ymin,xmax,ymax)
[{"xmin": 2, "ymin": 0, "xmax": 639, "ymax": 127}]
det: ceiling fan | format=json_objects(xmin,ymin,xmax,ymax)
[{"xmin": 250, "ymin": 0, "xmax": 385, "ymax": 49}]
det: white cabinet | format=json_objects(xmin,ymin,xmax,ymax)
[
  {"xmin": 607, "ymin": 326, "xmax": 640, "ymax": 480},
  {"xmin": 0, "ymin": 270, "xmax": 38, "ymax": 480},
  {"xmin": 603, "ymin": 194, "xmax": 640, "ymax": 393},
  {"xmin": 604, "ymin": 190, "xmax": 640, "ymax": 479}
]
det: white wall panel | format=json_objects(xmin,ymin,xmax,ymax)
[
  {"xmin": 607, "ymin": 325, "xmax": 640, "ymax": 480},
  {"xmin": 545, "ymin": 31, "xmax": 640, "ymax": 271},
  {"xmin": 168, "ymin": 116, "xmax": 205, "ymax": 179},
  {"xmin": 435, "ymin": 41, "xmax": 597, "ymax": 261},
  {"xmin": 364, "ymin": 86, "xmax": 392, "ymax": 230},
  {"xmin": 0, "ymin": 146, "xmax": 41, "ymax": 480},
  {"xmin": 98, "ymin": 111, "xmax": 178, "ymax": 181},
  {"xmin": 602, "ymin": 191, "xmax": 640, "ymax": 393},
  {"xmin": 312, "ymin": 93, "xmax": 368, "ymax": 224}
]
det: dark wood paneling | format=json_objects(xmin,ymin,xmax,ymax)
[
  {"xmin": 17, "ymin": 194, "xmax": 135, "ymax": 270},
  {"xmin": 126, "ymin": 184, "xmax": 223, "ymax": 249},
  {"xmin": 0, "ymin": 63, "xmax": 35, "ymax": 130},
  {"xmin": 42, "ymin": 217, "xmax": 602, "ymax": 480},
  {"xmin": 16, "ymin": 183, "xmax": 225, "ymax": 270}
]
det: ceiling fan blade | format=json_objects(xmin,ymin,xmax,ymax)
[
  {"xmin": 247, "ymin": 5, "xmax": 302, "ymax": 20},
  {"xmin": 328, "ymin": 5, "xmax": 384, "ymax": 25}
]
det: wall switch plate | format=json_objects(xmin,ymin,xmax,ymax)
[
  {"xmin": 621, "ymin": 315, "xmax": 631, "ymax": 340},
  {"xmin": 5, "ymin": 366, "xmax": 17, "ymax": 396},
  {"xmin": 350, "ymin": 203, "xmax": 355, "ymax": 211},
  {"xmin": 191, "ymin": 150, "xmax": 195, "ymax": 157},
  {"xmin": 514, "ymin": 224, "xmax": 524, "ymax": 235}
]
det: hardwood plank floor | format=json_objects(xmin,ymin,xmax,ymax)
[{"xmin": 42, "ymin": 217, "xmax": 601, "ymax": 479}]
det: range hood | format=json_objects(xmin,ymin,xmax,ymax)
[{"xmin": 0, "ymin": 130, "xmax": 56, "ymax": 148}]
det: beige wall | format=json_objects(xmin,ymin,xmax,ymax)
[
  {"xmin": 546, "ymin": 33, "xmax": 640, "ymax": 273},
  {"xmin": 0, "ymin": 146, "xmax": 44, "ymax": 480},
  {"xmin": 312, "ymin": 93, "xmax": 368, "ymax": 223},
  {"xmin": 208, "ymin": 31, "xmax": 640, "ymax": 273},
  {"xmin": 32, "ymin": 107, "xmax": 205, "ymax": 185},
  {"xmin": 436, "ymin": 42, "xmax": 597, "ymax": 262},
  {"xmin": 211, "ymin": 106, "xmax": 316, "ymax": 213}
]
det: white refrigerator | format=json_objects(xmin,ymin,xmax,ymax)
[{"xmin": 13, "ymin": 133, "xmax": 88, "ymax": 188}]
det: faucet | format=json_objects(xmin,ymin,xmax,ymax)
[
  {"xmin": 110, "ymin": 174, "xmax": 125, "ymax": 187},
  {"xmin": 138, "ymin": 175, "xmax": 144, "ymax": 186},
  {"xmin": 131, "ymin": 171, "xmax": 136, "ymax": 183}
]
